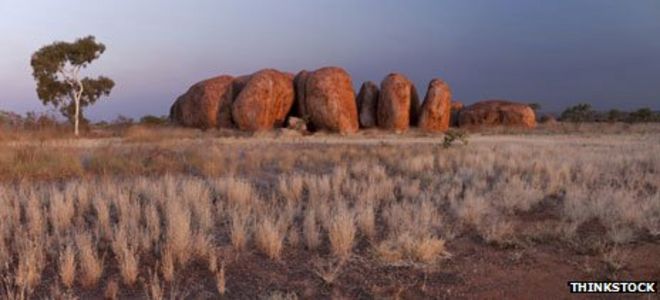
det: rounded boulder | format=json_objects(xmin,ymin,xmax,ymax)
[
  {"xmin": 377, "ymin": 73, "xmax": 420, "ymax": 132},
  {"xmin": 304, "ymin": 67, "xmax": 359, "ymax": 134},
  {"xmin": 232, "ymin": 69, "xmax": 295, "ymax": 131},
  {"xmin": 418, "ymin": 79, "xmax": 452, "ymax": 132},
  {"xmin": 170, "ymin": 75, "xmax": 235, "ymax": 129}
]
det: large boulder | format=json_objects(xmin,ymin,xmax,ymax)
[
  {"xmin": 170, "ymin": 75, "xmax": 235, "ymax": 129},
  {"xmin": 458, "ymin": 100, "xmax": 536, "ymax": 128},
  {"xmin": 418, "ymin": 79, "xmax": 452, "ymax": 132},
  {"xmin": 303, "ymin": 67, "xmax": 359, "ymax": 134},
  {"xmin": 356, "ymin": 81, "xmax": 379, "ymax": 128},
  {"xmin": 232, "ymin": 69, "xmax": 295, "ymax": 131},
  {"xmin": 377, "ymin": 73, "xmax": 420, "ymax": 132},
  {"xmin": 169, "ymin": 98, "xmax": 182, "ymax": 123}
]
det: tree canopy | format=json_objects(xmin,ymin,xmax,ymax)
[
  {"xmin": 560, "ymin": 103, "xmax": 594, "ymax": 123},
  {"xmin": 30, "ymin": 35, "xmax": 114, "ymax": 134}
]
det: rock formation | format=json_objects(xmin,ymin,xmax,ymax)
[
  {"xmin": 303, "ymin": 67, "xmax": 359, "ymax": 134},
  {"xmin": 377, "ymin": 73, "xmax": 419, "ymax": 132},
  {"xmin": 418, "ymin": 79, "xmax": 452, "ymax": 132},
  {"xmin": 231, "ymin": 69, "xmax": 295, "ymax": 131},
  {"xmin": 168, "ymin": 68, "xmax": 542, "ymax": 133},
  {"xmin": 170, "ymin": 75, "xmax": 235, "ymax": 129},
  {"xmin": 458, "ymin": 100, "xmax": 536, "ymax": 128},
  {"xmin": 356, "ymin": 81, "xmax": 379, "ymax": 128}
]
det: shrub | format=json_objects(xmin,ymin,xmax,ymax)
[
  {"xmin": 560, "ymin": 103, "xmax": 595, "ymax": 123},
  {"xmin": 443, "ymin": 129, "xmax": 468, "ymax": 148},
  {"xmin": 139, "ymin": 115, "xmax": 169, "ymax": 126},
  {"xmin": 628, "ymin": 107, "xmax": 654, "ymax": 123},
  {"xmin": 111, "ymin": 115, "xmax": 134, "ymax": 127}
]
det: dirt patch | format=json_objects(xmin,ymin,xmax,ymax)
[{"xmin": 34, "ymin": 238, "xmax": 660, "ymax": 299}]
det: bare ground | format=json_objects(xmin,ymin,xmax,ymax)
[{"xmin": 54, "ymin": 237, "xmax": 660, "ymax": 299}]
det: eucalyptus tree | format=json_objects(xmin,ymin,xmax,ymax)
[{"xmin": 31, "ymin": 36, "xmax": 114, "ymax": 136}]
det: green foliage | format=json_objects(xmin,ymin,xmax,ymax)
[
  {"xmin": 139, "ymin": 115, "xmax": 169, "ymax": 126},
  {"xmin": 111, "ymin": 115, "xmax": 134, "ymax": 127},
  {"xmin": 561, "ymin": 104, "xmax": 658, "ymax": 123},
  {"xmin": 629, "ymin": 107, "xmax": 654, "ymax": 123},
  {"xmin": 560, "ymin": 103, "xmax": 595, "ymax": 123},
  {"xmin": 607, "ymin": 109, "xmax": 624, "ymax": 123},
  {"xmin": 0, "ymin": 111, "xmax": 22, "ymax": 127},
  {"xmin": 443, "ymin": 129, "xmax": 469, "ymax": 149},
  {"xmin": 23, "ymin": 112, "xmax": 61, "ymax": 130},
  {"xmin": 30, "ymin": 35, "xmax": 114, "ymax": 124},
  {"xmin": 59, "ymin": 103, "xmax": 91, "ymax": 129},
  {"xmin": 539, "ymin": 114, "xmax": 556, "ymax": 123}
]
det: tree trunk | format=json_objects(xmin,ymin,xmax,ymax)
[
  {"xmin": 74, "ymin": 97, "xmax": 80, "ymax": 136},
  {"xmin": 73, "ymin": 78, "xmax": 84, "ymax": 137}
]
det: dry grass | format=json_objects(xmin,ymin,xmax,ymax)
[
  {"xmin": 216, "ymin": 261, "xmax": 226, "ymax": 296},
  {"xmin": 76, "ymin": 233, "xmax": 104, "ymax": 288},
  {"xmin": 104, "ymin": 278, "xmax": 119, "ymax": 300},
  {"xmin": 0, "ymin": 125, "xmax": 658, "ymax": 297},
  {"xmin": 303, "ymin": 208, "xmax": 321, "ymax": 250},
  {"xmin": 112, "ymin": 227, "xmax": 140, "ymax": 286},
  {"xmin": 145, "ymin": 268, "xmax": 164, "ymax": 300},
  {"xmin": 160, "ymin": 250, "xmax": 175, "ymax": 283},
  {"xmin": 313, "ymin": 258, "xmax": 346, "ymax": 285},
  {"xmin": 164, "ymin": 200, "xmax": 192, "ymax": 267},
  {"xmin": 375, "ymin": 234, "xmax": 450, "ymax": 265},
  {"xmin": 411, "ymin": 236, "xmax": 449, "ymax": 263},
  {"xmin": 58, "ymin": 242, "xmax": 77, "ymax": 289},
  {"xmin": 230, "ymin": 213, "xmax": 250, "ymax": 252},
  {"xmin": 255, "ymin": 216, "xmax": 285, "ymax": 260},
  {"xmin": 328, "ymin": 204, "xmax": 357, "ymax": 259},
  {"xmin": 14, "ymin": 237, "xmax": 45, "ymax": 294}
]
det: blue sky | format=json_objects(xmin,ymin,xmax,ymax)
[{"xmin": 1, "ymin": 0, "xmax": 659, "ymax": 120}]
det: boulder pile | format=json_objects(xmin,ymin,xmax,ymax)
[
  {"xmin": 458, "ymin": 100, "xmax": 537, "ymax": 128},
  {"xmin": 170, "ymin": 67, "xmax": 537, "ymax": 132}
]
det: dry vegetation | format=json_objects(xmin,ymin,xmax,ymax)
[{"xmin": 0, "ymin": 124, "xmax": 658, "ymax": 298}]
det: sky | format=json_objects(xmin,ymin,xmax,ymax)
[{"xmin": 1, "ymin": 0, "xmax": 659, "ymax": 121}]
